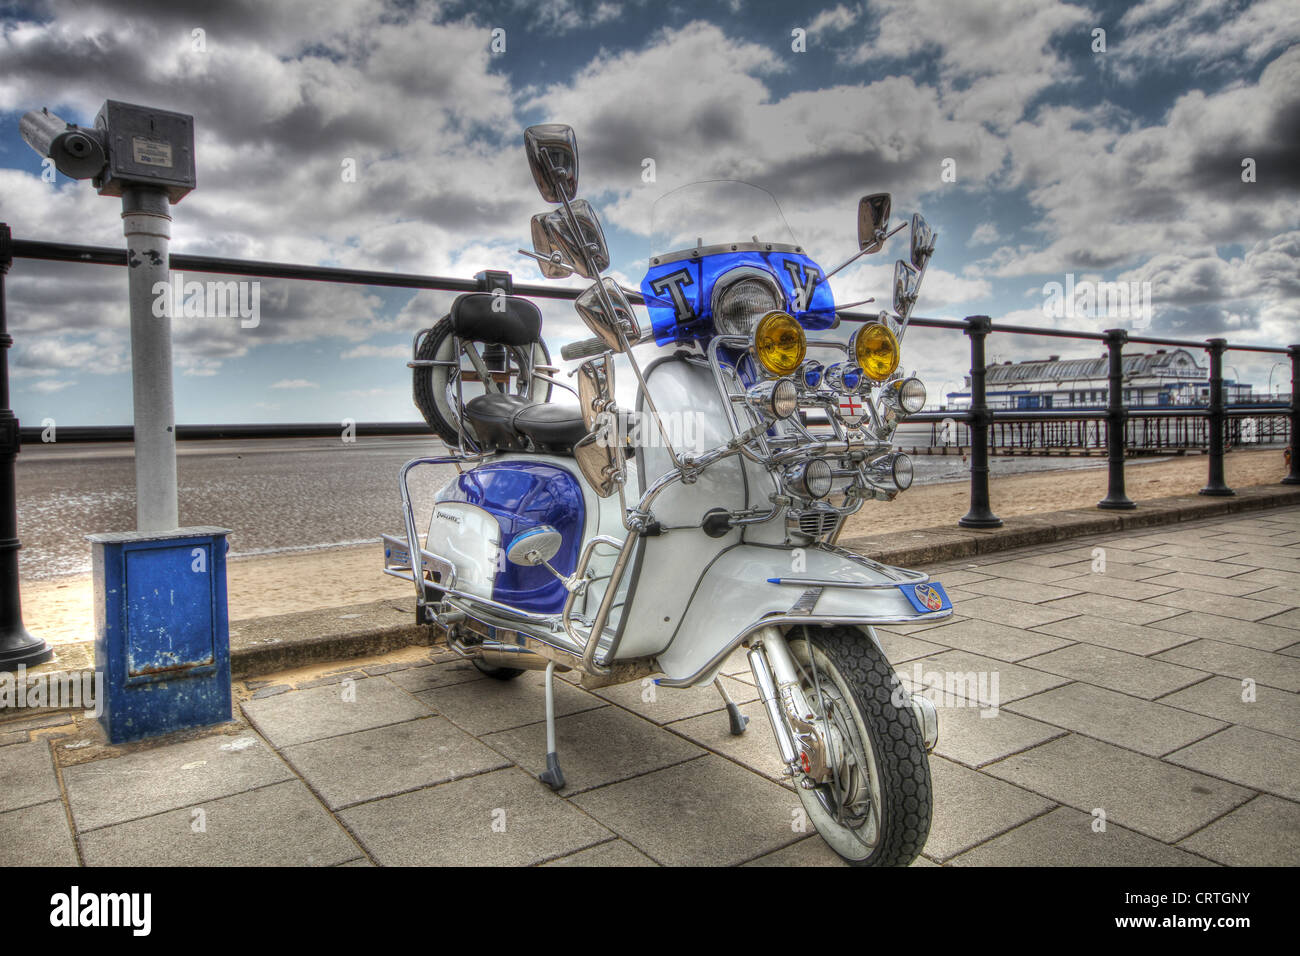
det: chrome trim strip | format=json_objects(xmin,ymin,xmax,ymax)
[{"xmin": 649, "ymin": 240, "xmax": 803, "ymax": 267}]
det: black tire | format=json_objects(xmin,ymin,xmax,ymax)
[
  {"xmin": 472, "ymin": 659, "xmax": 526, "ymax": 680},
  {"xmin": 786, "ymin": 625, "xmax": 932, "ymax": 866},
  {"xmin": 411, "ymin": 316, "xmax": 554, "ymax": 446}
]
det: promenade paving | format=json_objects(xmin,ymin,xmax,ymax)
[{"xmin": 5, "ymin": 507, "xmax": 1298, "ymax": 866}]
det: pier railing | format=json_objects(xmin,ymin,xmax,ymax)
[{"xmin": 2, "ymin": 228, "xmax": 1298, "ymax": 564}]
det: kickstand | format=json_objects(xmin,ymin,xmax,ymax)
[
  {"xmin": 538, "ymin": 661, "xmax": 566, "ymax": 790},
  {"xmin": 715, "ymin": 677, "xmax": 749, "ymax": 736}
]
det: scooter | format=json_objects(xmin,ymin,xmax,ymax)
[{"xmin": 382, "ymin": 124, "xmax": 951, "ymax": 866}]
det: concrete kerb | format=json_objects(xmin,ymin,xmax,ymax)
[{"xmin": 9, "ymin": 483, "xmax": 1300, "ymax": 698}]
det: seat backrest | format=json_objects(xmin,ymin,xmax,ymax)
[{"xmin": 450, "ymin": 292, "xmax": 542, "ymax": 346}]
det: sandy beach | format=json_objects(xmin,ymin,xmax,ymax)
[{"xmin": 16, "ymin": 447, "xmax": 1291, "ymax": 645}]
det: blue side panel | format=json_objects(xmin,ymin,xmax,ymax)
[
  {"xmin": 438, "ymin": 461, "xmax": 585, "ymax": 614},
  {"xmin": 640, "ymin": 249, "xmax": 836, "ymax": 345}
]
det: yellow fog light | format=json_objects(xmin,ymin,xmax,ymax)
[
  {"xmin": 853, "ymin": 322, "xmax": 900, "ymax": 381},
  {"xmin": 753, "ymin": 311, "xmax": 806, "ymax": 376}
]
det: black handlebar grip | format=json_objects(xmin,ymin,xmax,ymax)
[{"xmin": 560, "ymin": 337, "xmax": 610, "ymax": 361}]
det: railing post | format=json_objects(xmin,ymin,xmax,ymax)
[
  {"xmin": 0, "ymin": 223, "xmax": 54, "ymax": 671},
  {"xmin": 1200, "ymin": 337, "xmax": 1234, "ymax": 496},
  {"xmin": 1285, "ymin": 344, "xmax": 1300, "ymax": 485},
  {"xmin": 959, "ymin": 315, "xmax": 1002, "ymax": 528},
  {"xmin": 1098, "ymin": 328, "xmax": 1135, "ymax": 510}
]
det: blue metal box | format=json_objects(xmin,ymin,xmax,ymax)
[{"xmin": 88, "ymin": 526, "xmax": 233, "ymax": 743}]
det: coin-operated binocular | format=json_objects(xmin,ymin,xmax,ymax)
[{"xmin": 20, "ymin": 100, "xmax": 195, "ymax": 202}]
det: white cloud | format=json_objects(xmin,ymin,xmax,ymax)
[{"xmin": 270, "ymin": 378, "xmax": 320, "ymax": 389}]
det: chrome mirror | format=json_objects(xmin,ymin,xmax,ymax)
[
  {"xmin": 858, "ymin": 193, "xmax": 892, "ymax": 254},
  {"xmin": 574, "ymin": 429, "xmax": 620, "ymax": 498},
  {"xmin": 539, "ymin": 199, "xmax": 609, "ymax": 279},
  {"xmin": 893, "ymin": 259, "xmax": 920, "ymax": 317},
  {"xmin": 506, "ymin": 526, "xmax": 563, "ymax": 566},
  {"xmin": 575, "ymin": 277, "xmax": 639, "ymax": 352},
  {"xmin": 524, "ymin": 124, "xmax": 578, "ymax": 204},
  {"xmin": 576, "ymin": 353, "xmax": 616, "ymax": 432},
  {"xmin": 910, "ymin": 213, "xmax": 936, "ymax": 269},
  {"xmin": 529, "ymin": 213, "xmax": 575, "ymax": 278}
]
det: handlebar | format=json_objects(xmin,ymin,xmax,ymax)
[{"xmin": 560, "ymin": 337, "xmax": 610, "ymax": 361}]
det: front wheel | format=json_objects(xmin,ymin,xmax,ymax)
[{"xmin": 786, "ymin": 626, "xmax": 932, "ymax": 866}]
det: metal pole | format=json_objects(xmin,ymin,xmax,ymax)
[
  {"xmin": 121, "ymin": 187, "xmax": 179, "ymax": 532},
  {"xmin": 0, "ymin": 223, "xmax": 54, "ymax": 670},
  {"xmin": 1285, "ymin": 345, "xmax": 1300, "ymax": 485},
  {"xmin": 1098, "ymin": 328, "xmax": 1135, "ymax": 510},
  {"xmin": 1200, "ymin": 338, "xmax": 1234, "ymax": 496},
  {"xmin": 959, "ymin": 315, "xmax": 1002, "ymax": 528}
]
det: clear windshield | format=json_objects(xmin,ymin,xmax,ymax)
[{"xmin": 648, "ymin": 181, "xmax": 799, "ymax": 262}]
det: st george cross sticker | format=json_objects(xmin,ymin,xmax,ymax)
[
  {"xmin": 836, "ymin": 392, "xmax": 868, "ymax": 428},
  {"xmin": 900, "ymin": 581, "xmax": 951, "ymax": 613}
]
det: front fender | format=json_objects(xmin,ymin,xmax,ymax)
[{"xmin": 652, "ymin": 543, "xmax": 952, "ymax": 684}]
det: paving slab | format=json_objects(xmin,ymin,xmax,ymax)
[
  {"xmin": 744, "ymin": 835, "xmax": 849, "ymax": 867},
  {"xmin": 947, "ymin": 806, "xmax": 1215, "ymax": 867},
  {"xmin": 900, "ymin": 649, "xmax": 1070, "ymax": 707},
  {"xmin": 1159, "ymin": 676, "xmax": 1300, "ymax": 740},
  {"xmin": 591, "ymin": 675, "xmax": 757, "ymax": 725},
  {"xmin": 983, "ymin": 733, "xmax": 1253, "ymax": 843},
  {"xmin": 63, "ymin": 734, "xmax": 294, "ymax": 832},
  {"xmin": 1165, "ymin": 725, "xmax": 1300, "ymax": 801},
  {"xmin": 570, "ymin": 754, "xmax": 803, "ymax": 866},
  {"xmin": 385, "ymin": 659, "xmax": 487, "ymax": 694},
  {"xmin": 930, "ymin": 703, "xmax": 1067, "ymax": 768},
  {"xmin": 1153, "ymin": 639, "xmax": 1300, "ymax": 692},
  {"xmin": 945, "ymin": 595, "xmax": 1080, "ymax": 629},
  {"xmin": 240, "ymin": 676, "xmax": 432, "ymax": 747},
  {"xmin": 1260, "ymin": 607, "xmax": 1300, "ymax": 630},
  {"xmin": 420, "ymin": 669, "xmax": 605, "ymax": 736},
  {"xmin": 340, "ymin": 767, "xmax": 611, "ymax": 866},
  {"xmin": 872, "ymin": 630, "xmax": 952, "ymax": 665},
  {"xmin": 891, "ymin": 618, "xmax": 1072, "ymax": 663},
  {"xmin": 1017, "ymin": 643, "xmax": 1207, "ymax": 699},
  {"xmin": 481, "ymin": 705, "xmax": 703, "ymax": 794},
  {"xmin": 958, "ymin": 578, "xmax": 1082, "ymax": 605},
  {"xmin": 1038, "ymin": 593, "xmax": 1182, "ymax": 627},
  {"xmin": 1140, "ymin": 571, "xmax": 1273, "ymax": 598},
  {"xmin": 0, "ymin": 741, "xmax": 60, "ymax": 813},
  {"xmin": 1005, "ymin": 683, "xmax": 1226, "ymax": 757},
  {"xmin": 967, "ymin": 559, "xmax": 1081, "ymax": 584},
  {"xmin": 1146, "ymin": 588, "xmax": 1293, "ymax": 623},
  {"xmin": 80, "ymin": 780, "xmax": 359, "ymax": 866},
  {"xmin": 1134, "ymin": 555, "xmax": 1260, "ymax": 579},
  {"xmin": 281, "ymin": 715, "xmax": 510, "ymax": 809},
  {"xmin": 923, "ymin": 755, "xmax": 1054, "ymax": 862},
  {"xmin": 666, "ymin": 699, "xmax": 790, "ymax": 782},
  {"xmin": 1031, "ymin": 614, "xmax": 1192, "ymax": 656},
  {"xmin": 1232, "ymin": 567, "xmax": 1300, "ymax": 590},
  {"xmin": 0, "ymin": 800, "xmax": 78, "ymax": 866},
  {"xmin": 1147, "ymin": 612, "xmax": 1299, "ymax": 652},
  {"xmin": 1043, "ymin": 573, "xmax": 1177, "ymax": 602},
  {"xmin": 1176, "ymin": 795, "xmax": 1300, "ymax": 867},
  {"xmin": 542, "ymin": 839, "xmax": 658, "ymax": 867}
]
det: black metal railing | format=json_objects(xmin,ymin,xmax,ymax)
[{"xmin": 2, "ymin": 229, "xmax": 1298, "ymax": 574}]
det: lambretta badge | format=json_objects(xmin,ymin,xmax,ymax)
[
  {"xmin": 914, "ymin": 584, "xmax": 943, "ymax": 611},
  {"xmin": 434, "ymin": 509, "xmax": 462, "ymax": 525}
]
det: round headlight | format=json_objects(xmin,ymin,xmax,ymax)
[
  {"xmin": 824, "ymin": 363, "xmax": 863, "ymax": 393},
  {"xmin": 899, "ymin": 377, "xmax": 927, "ymax": 413},
  {"xmin": 747, "ymin": 377, "xmax": 799, "ymax": 420},
  {"xmin": 853, "ymin": 322, "xmax": 900, "ymax": 381},
  {"xmin": 714, "ymin": 275, "xmax": 781, "ymax": 337},
  {"xmin": 753, "ymin": 311, "xmax": 806, "ymax": 376},
  {"xmin": 800, "ymin": 360, "xmax": 824, "ymax": 390},
  {"xmin": 800, "ymin": 458, "xmax": 834, "ymax": 499},
  {"xmin": 892, "ymin": 453, "xmax": 914, "ymax": 490}
]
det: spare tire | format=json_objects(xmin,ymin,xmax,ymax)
[{"xmin": 411, "ymin": 316, "xmax": 554, "ymax": 446}]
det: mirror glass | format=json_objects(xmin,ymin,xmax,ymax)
[
  {"xmin": 910, "ymin": 213, "xmax": 935, "ymax": 269},
  {"xmin": 858, "ymin": 193, "xmax": 892, "ymax": 254},
  {"xmin": 574, "ymin": 431, "xmax": 620, "ymax": 498},
  {"xmin": 892, "ymin": 259, "xmax": 919, "ymax": 317},
  {"xmin": 540, "ymin": 200, "xmax": 609, "ymax": 279},
  {"xmin": 524, "ymin": 124, "xmax": 578, "ymax": 204},
  {"xmin": 576, "ymin": 354, "xmax": 616, "ymax": 432},
  {"xmin": 530, "ymin": 214, "xmax": 574, "ymax": 278},
  {"xmin": 575, "ymin": 277, "xmax": 639, "ymax": 351}
]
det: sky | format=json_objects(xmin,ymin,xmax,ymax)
[{"xmin": 0, "ymin": 0, "xmax": 1298, "ymax": 425}]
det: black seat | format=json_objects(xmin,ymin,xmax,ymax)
[{"xmin": 465, "ymin": 393, "xmax": 587, "ymax": 456}]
